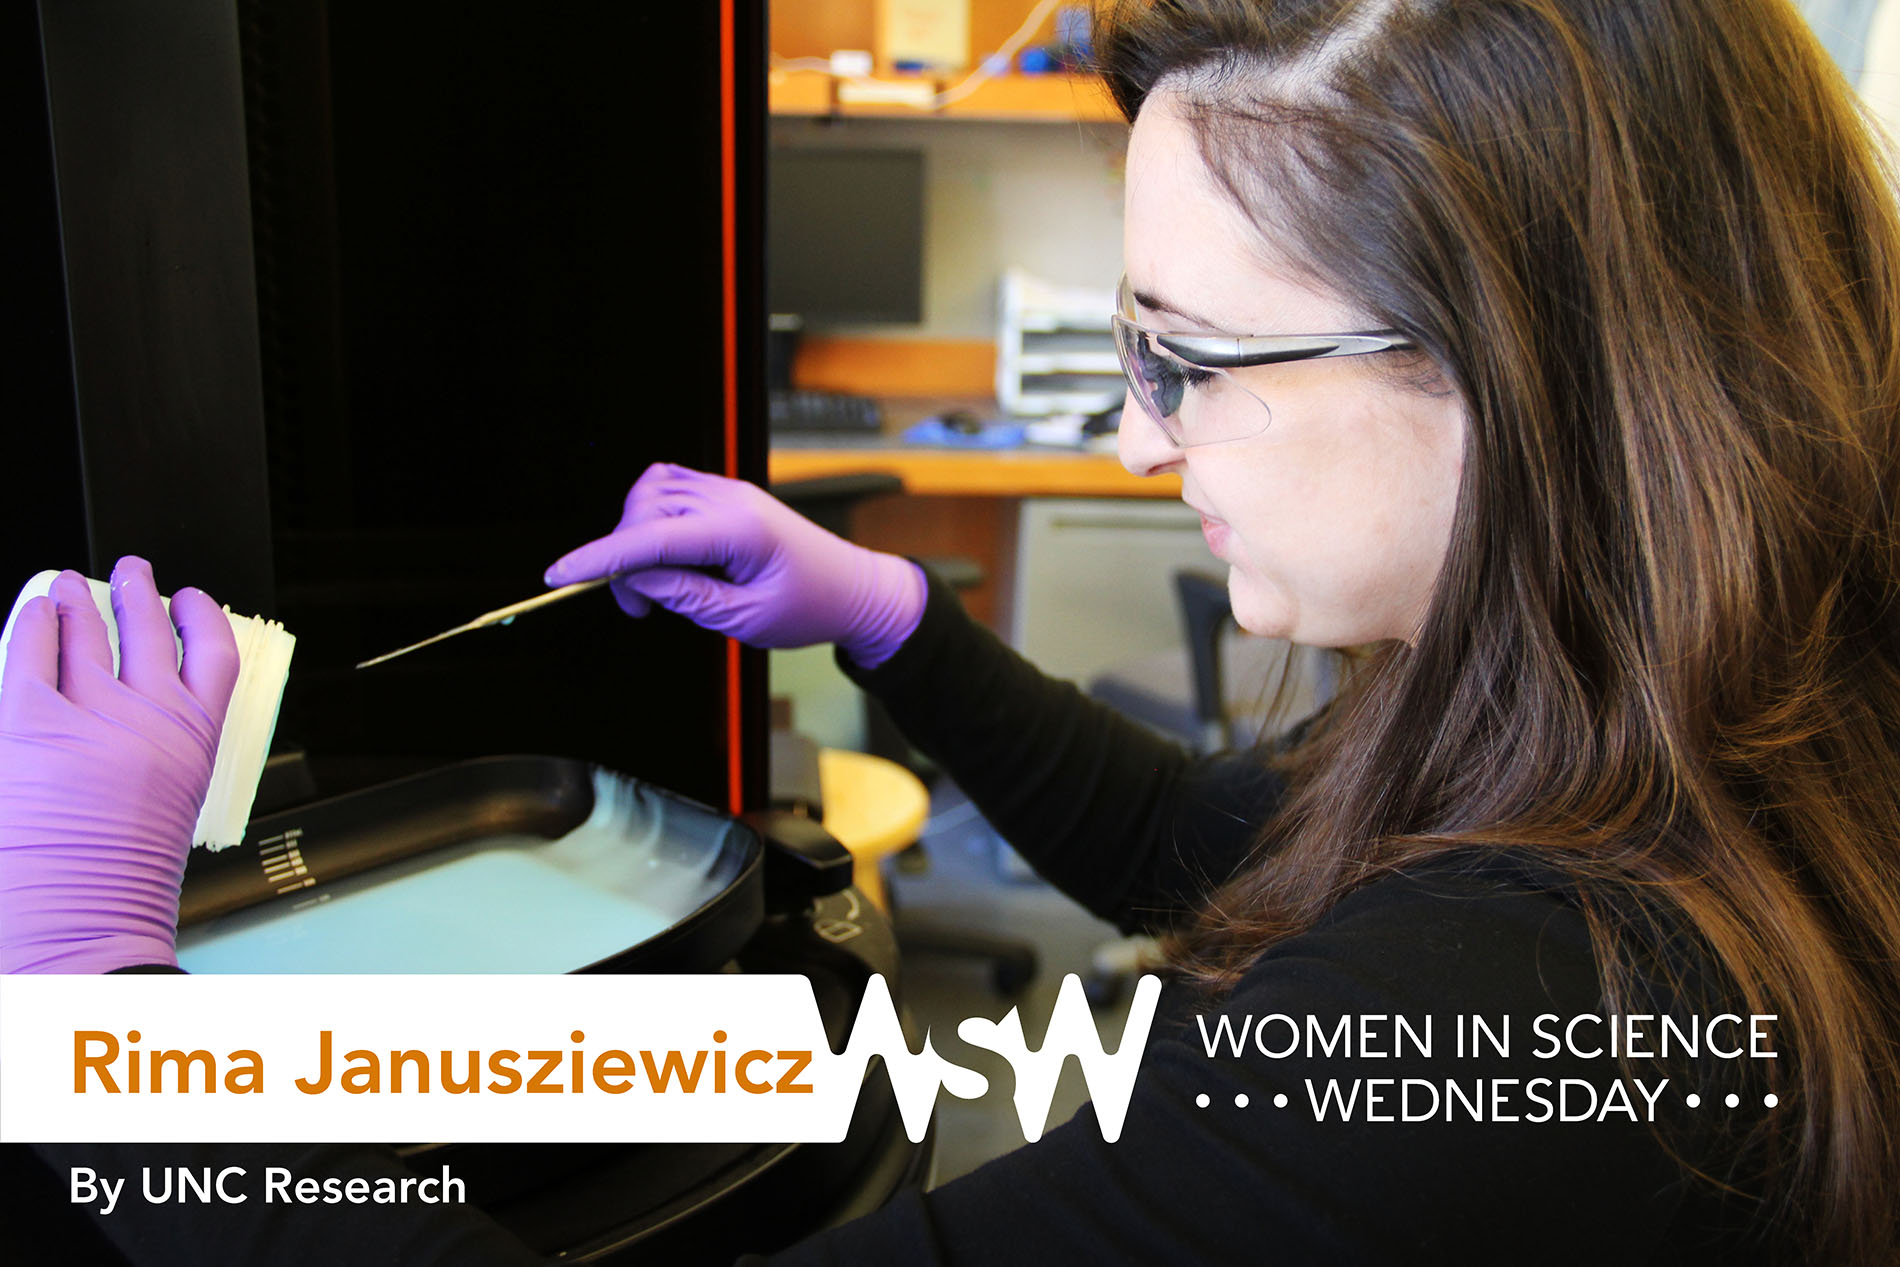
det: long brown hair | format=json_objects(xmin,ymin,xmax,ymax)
[{"xmin": 1095, "ymin": 0, "xmax": 1900, "ymax": 1259}]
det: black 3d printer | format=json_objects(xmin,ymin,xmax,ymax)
[{"xmin": 3, "ymin": 3, "xmax": 930, "ymax": 1261}]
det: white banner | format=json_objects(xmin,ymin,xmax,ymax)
[{"xmin": 0, "ymin": 973, "xmax": 1161, "ymax": 1145}]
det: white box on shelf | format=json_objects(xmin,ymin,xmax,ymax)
[{"xmin": 995, "ymin": 268, "xmax": 1125, "ymax": 417}]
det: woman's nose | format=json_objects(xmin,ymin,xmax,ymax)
[{"xmin": 1117, "ymin": 390, "xmax": 1184, "ymax": 477}]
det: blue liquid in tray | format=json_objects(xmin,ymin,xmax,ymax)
[{"xmin": 176, "ymin": 770, "xmax": 736, "ymax": 974}]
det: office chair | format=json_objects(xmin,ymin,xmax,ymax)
[
  {"xmin": 769, "ymin": 472, "xmax": 980, "ymax": 766},
  {"xmin": 1088, "ymin": 570, "xmax": 1336, "ymax": 753},
  {"xmin": 1081, "ymin": 570, "xmax": 1338, "ymax": 1005},
  {"xmin": 769, "ymin": 473, "xmax": 1040, "ymax": 996}
]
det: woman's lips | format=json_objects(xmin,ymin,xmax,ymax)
[{"xmin": 1198, "ymin": 512, "xmax": 1229, "ymax": 556}]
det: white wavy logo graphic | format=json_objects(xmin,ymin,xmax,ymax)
[{"xmin": 831, "ymin": 972, "xmax": 1163, "ymax": 1143}]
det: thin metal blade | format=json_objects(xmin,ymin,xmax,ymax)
[
  {"xmin": 353, "ymin": 576, "xmax": 615, "ymax": 670},
  {"xmin": 353, "ymin": 621, "xmax": 485, "ymax": 670}
]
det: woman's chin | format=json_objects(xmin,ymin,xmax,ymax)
[{"xmin": 1226, "ymin": 576, "xmax": 1295, "ymax": 641}]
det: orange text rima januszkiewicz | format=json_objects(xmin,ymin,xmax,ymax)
[{"xmin": 71, "ymin": 1029, "xmax": 816, "ymax": 1096}]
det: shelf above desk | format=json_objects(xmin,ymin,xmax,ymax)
[
  {"xmin": 769, "ymin": 69, "xmax": 1121, "ymax": 123},
  {"xmin": 767, "ymin": 445, "xmax": 1178, "ymax": 499}
]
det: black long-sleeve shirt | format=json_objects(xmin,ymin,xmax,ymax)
[
  {"xmin": 29, "ymin": 570, "xmax": 1783, "ymax": 1264},
  {"xmin": 766, "ymin": 569, "xmax": 1780, "ymax": 1265}
]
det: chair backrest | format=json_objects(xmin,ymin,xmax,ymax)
[
  {"xmin": 1170, "ymin": 573, "xmax": 1231, "ymax": 744},
  {"xmin": 769, "ymin": 472, "xmax": 905, "ymax": 538},
  {"xmin": 1173, "ymin": 570, "xmax": 1343, "ymax": 751},
  {"xmin": 1174, "ymin": 570, "xmax": 1236, "ymax": 748}
]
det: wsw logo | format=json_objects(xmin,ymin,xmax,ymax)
[{"xmin": 845, "ymin": 973, "xmax": 1164, "ymax": 1143}]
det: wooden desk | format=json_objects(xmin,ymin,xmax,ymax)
[
  {"xmin": 768, "ymin": 445, "xmax": 1179, "ymax": 499},
  {"xmin": 770, "ymin": 429, "xmax": 1181, "ymax": 632},
  {"xmin": 765, "ymin": 392, "xmax": 1178, "ymax": 500}
]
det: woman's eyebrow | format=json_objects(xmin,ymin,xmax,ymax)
[{"xmin": 1130, "ymin": 285, "xmax": 1228, "ymax": 332}]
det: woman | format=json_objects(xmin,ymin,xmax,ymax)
[
  {"xmin": 554, "ymin": 0, "xmax": 1900, "ymax": 1259},
  {"xmin": 12, "ymin": 0, "xmax": 1900, "ymax": 1261}
]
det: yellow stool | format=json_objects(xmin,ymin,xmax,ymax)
[{"xmin": 817, "ymin": 747, "xmax": 930, "ymax": 913}]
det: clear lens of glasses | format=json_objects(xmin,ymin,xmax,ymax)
[{"xmin": 1111, "ymin": 314, "xmax": 1274, "ymax": 446}]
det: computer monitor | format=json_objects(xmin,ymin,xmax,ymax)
[{"xmin": 767, "ymin": 147, "xmax": 925, "ymax": 328}]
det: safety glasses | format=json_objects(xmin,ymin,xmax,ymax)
[{"xmin": 1109, "ymin": 274, "xmax": 1417, "ymax": 447}]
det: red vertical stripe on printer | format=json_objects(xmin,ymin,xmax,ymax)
[{"xmin": 720, "ymin": 0, "xmax": 744, "ymax": 816}]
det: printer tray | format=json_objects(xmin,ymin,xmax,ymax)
[{"xmin": 176, "ymin": 755, "xmax": 764, "ymax": 976}]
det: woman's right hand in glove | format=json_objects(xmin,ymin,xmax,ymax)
[{"xmin": 544, "ymin": 464, "xmax": 926, "ymax": 669}]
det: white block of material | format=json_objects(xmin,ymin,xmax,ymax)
[{"xmin": 0, "ymin": 571, "xmax": 295, "ymax": 851}]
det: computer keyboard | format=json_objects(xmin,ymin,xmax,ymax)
[{"xmin": 769, "ymin": 388, "xmax": 884, "ymax": 433}]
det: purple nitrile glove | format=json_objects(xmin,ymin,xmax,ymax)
[
  {"xmin": 0, "ymin": 559, "xmax": 240, "ymax": 973},
  {"xmin": 545, "ymin": 463, "xmax": 927, "ymax": 668}
]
